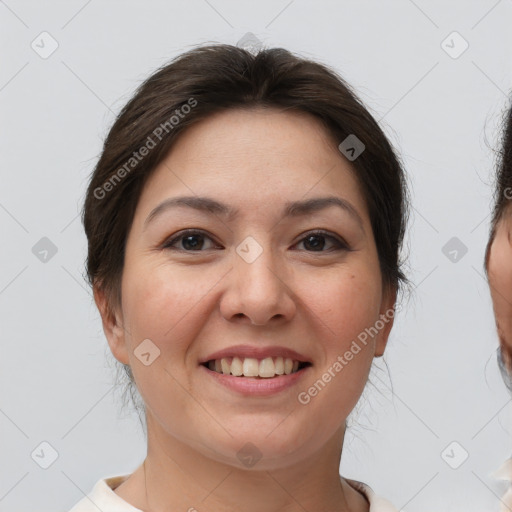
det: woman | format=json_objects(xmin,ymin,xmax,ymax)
[
  {"xmin": 485, "ymin": 104, "xmax": 512, "ymax": 511},
  {"xmin": 68, "ymin": 43, "xmax": 409, "ymax": 512}
]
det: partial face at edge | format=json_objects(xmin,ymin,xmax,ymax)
[
  {"xmin": 487, "ymin": 209, "xmax": 512, "ymax": 371},
  {"xmin": 95, "ymin": 107, "xmax": 396, "ymax": 470}
]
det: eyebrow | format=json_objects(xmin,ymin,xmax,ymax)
[{"xmin": 143, "ymin": 195, "xmax": 364, "ymax": 231}]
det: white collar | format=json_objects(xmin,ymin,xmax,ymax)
[{"xmin": 68, "ymin": 474, "xmax": 398, "ymax": 512}]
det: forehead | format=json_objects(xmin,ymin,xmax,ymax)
[
  {"xmin": 172, "ymin": 107, "xmax": 339, "ymax": 165},
  {"xmin": 134, "ymin": 107, "xmax": 369, "ymax": 224}
]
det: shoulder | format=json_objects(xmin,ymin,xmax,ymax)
[
  {"xmin": 493, "ymin": 458, "xmax": 512, "ymax": 511},
  {"xmin": 346, "ymin": 478, "xmax": 398, "ymax": 512},
  {"xmin": 67, "ymin": 474, "xmax": 141, "ymax": 512}
]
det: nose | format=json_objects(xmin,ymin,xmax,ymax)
[{"xmin": 219, "ymin": 241, "xmax": 296, "ymax": 326}]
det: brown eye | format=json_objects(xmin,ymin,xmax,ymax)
[
  {"xmin": 295, "ymin": 231, "xmax": 349, "ymax": 252},
  {"xmin": 163, "ymin": 230, "xmax": 220, "ymax": 251}
]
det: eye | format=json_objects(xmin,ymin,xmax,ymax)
[
  {"xmin": 294, "ymin": 230, "xmax": 349, "ymax": 252},
  {"xmin": 161, "ymin": 229, "xmax": 350, "ymax": 253},
  {"xmin": 162, "ymin": 230, "xmax": 220, "ymax": 251}
]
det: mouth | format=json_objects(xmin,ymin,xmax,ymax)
[{"xmin": 200, "ymin": 356, "xmax": 312, "ymax": 379}]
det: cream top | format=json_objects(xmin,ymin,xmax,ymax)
[
  {"xmin": 493, "ymin": 458, "xmax": 512, "ymax": 512},
  {"xmin": 67, "ymin": 474, "xmax": 398, "ymax": 512}
]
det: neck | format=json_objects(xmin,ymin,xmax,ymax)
[{"xmin": 114, "ymin": 413, "xmax": 369, "ymax": 512}]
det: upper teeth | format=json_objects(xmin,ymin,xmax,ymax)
[{"xmin": 207, "ymin": 357, "xmax": 301, "ymax": 378}]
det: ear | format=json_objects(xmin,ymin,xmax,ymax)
[
  {"xmin": 93, "ymin": 284, "xmax": 130, "ymax": 365},
  {"xmin": 374, "ymin": 283, "xmax": 398, "ymax": 357}
]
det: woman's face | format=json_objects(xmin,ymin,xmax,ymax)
[
  {"xmin": 97, "ymin": 107, "xmax": 395, "ymax": 469},
  {"xmin": 487, "ymin": 209, "xmax": 512, "ymax": 371}
]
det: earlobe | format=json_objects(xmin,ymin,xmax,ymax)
[
  {"xmin": 93, "ymin": 285, "xmax": 130, "ymax": 365},
  {"xmin": 374, "ymin": 284, "xmax": 398, "ymax": 357}
]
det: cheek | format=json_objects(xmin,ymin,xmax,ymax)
[
  {"xmin": 125, "ymin": 257, "xmax": 202, "ymax": 319},
  {"xmin": 298, "ymin": 268, "xmax": 382, "ymax": 408},
  {"xmin": 119, "ymin": 263, "xmax": 211, "ymax": 424},
  {"xmin": 120, "ymin": 260, "xmax": 218, "ymax": 367},
  {"xmin": 294, "ymin": 272, "xmax": 381, "ymax": 436},
  {"xmin": 327, "ymin": 288, "xmax": 380, "ymax": 364},
  {"xmin": 489, "ymin": 235, "xmax": 512, "ymax": 288},
  {"xmin": 488, "ymin": 238, "xmax": 512, "ymax": 358},
  {"xmin": 306, "ymin": 266, "xmax": 382, "ymax": 345},
  {"xmin": 488, "ymin": 235, "xmax": 512, "ymax": 312}
]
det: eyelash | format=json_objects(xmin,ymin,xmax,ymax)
[{"xmin": 161, "ymin": 229, "xmax": 350, "ymax": 253}]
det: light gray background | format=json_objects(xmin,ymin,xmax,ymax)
[{"xmin": 1, "ymin": 1, "xmax": 511, "ymax": 511}]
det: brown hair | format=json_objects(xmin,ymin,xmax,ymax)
[{"xmin": 81, "ymin": 43, "xmax": 410, "ymax": 419}]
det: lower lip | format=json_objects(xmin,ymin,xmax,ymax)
[{"xmin": 199, "ymin": 364, "xmax": 311, "ymax": 396}]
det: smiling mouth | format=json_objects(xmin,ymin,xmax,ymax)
[{"xmin": 200, "ymin": 356, "xmax": 312, "ymax": 379}]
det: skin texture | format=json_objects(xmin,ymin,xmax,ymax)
[
  {"xmin": 487, "ymin": 209, "xmax": 512, "ymax": 372},
  {"xmin": 94, "ymin": 107, "xmax": 396, "ymax": 512}
]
